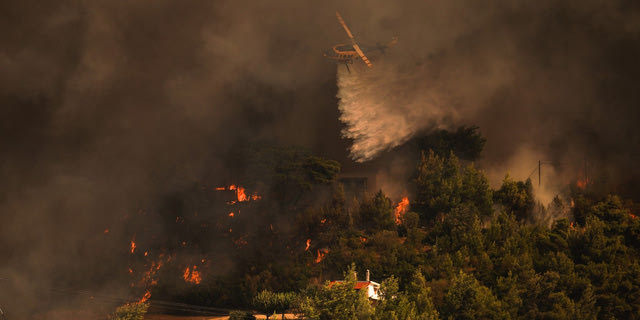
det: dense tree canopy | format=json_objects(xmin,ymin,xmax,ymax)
[{"xmin": 134, "ymin": 141, "xmax": 640, "ymax": 319}]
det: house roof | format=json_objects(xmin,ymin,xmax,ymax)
[{"xmin": 329, "ymin": 280, "xmax": 379, "ymax": 289}]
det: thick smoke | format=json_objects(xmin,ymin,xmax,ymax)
[
  {"xmin": 1, "ymin": 0, "xmax": 640, "ymax": 317},
  {"xmin": 333, "ymin": 1, "xmax": 640, "ymax": 197}
]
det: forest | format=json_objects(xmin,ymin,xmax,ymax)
[{"xmin": 119, "ymin": 128, "xmax": 640, "ymax": 320}]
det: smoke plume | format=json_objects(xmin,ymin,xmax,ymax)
[{"xmin": 2, "ymin": 0, "xmax": 640, "ymax": 317}]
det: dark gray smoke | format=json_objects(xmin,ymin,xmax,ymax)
[{"xmin": 1, "ymin": 0, "xmax": 640, "ymax": 317}]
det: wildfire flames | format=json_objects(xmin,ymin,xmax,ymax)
[
  {"xmin": 183, "ymin": 266, "xmax": 202, "ymax": 284},
  {"xmin": 315, "ymin": 249, "xmax": 329, "ymax": 263},
  {"xmin": 576, "ymin": 178, "xmax": 589, "ymax": 189},
  {"xmin": 305, "ymin": 239, "xmax": 311, "ymax": 251},
  {"xmin": 130, "ymin": 236, "xmax": 136, "ymax": 254},
  {"xmin": 218, "ymin": 185, "xmax": 262, "ymax": 204},
  {"xmin": 138, "ymin": 290, "xmax": 151, "ymax": 304},
  {"xmin": 394, "ymin": 197, "xmax": 410, "ymax": 225}
]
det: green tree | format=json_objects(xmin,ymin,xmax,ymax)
[
  {"xmin": 252, "ymin": 290, "xmax": 296, "ymax": 319},
  {"xmin": 357, "ymin": 191, "xmax": 396, "ymax": 231},
  {"xmin": 406, "ymin": 271, "xmax": 439, "ymax": 320},
  {"xmin": 300, "ymin": 264, "xmax": 374, "ymax": 320},
  {"xmin": 412, "ymin": 125, "xmax": 486, "ymax": 161},
  {"xmin": 109, "ymin": 303, "xmax": 149, "ymax": 320},
  {"xmin": 414, "ymin": 151, "xmax": 492, "ymax": 223},
  {"xmin": 494, "ymin": 175, "xmax": 535, "ymax": 221},
  {"xmin": 442, "ymin": 271, "xmax": 507, "ymax": 320}
]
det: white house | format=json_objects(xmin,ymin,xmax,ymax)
[{"xmin": 330, "ymin": 269, "xmax": 381, "ymax": 300}]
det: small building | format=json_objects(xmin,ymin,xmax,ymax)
[{"xmin": 330, "ymin": 270, "xmax": 381, "ymax": 301}]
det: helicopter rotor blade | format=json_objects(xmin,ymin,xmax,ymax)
[
  {"xmin": 336, "ymin": 12, "xmax": 373, "ymax": 68},
  {"xmin": 352, "ymin": 44, "xmax": 373, "ymax": 68},
  {"xmin": 336, "ymin": 12, "xmax": 354, "ymax": 40}
]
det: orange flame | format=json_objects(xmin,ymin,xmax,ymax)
[
  {"xmin": 394, "ymin": 197, "xmax": 410, "ymax": 225},
  {"xmin": 236, "ymin": 186, "xmax": 248, "ymax": 202},
  {"xmin": 138, "ymin": 290, "xmax": 151, "ymax": 304},
  {"xmin": 576, "ymin": 179, "xmax": 587, "ymax": 189},
  {"xmin": 183, "ymin": 266, "xmax": 202, "ymax": 284},
  {"xmin": 229, "ymin": 212, "xmax": 235, "ymax": 217},
  {"xmin": 315, "ymin": 249, "xmax": 328, "ymax": 263},
  {"xmin": 104, "ymin": 229, "xmax": 110, "ymax": 234},
  {"xmin": 220, "ymin": 185, "xmax": 260, "ymax": 202},
  {"xmin": 305, "ymin": 239, "xmax": 311, "ymax": 251},
  {"xmin": 130, "ymin": 236, "xmax": 136, "ymax": 254}
]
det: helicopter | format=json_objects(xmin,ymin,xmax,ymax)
[{"xmin": 323, "ymin": 12, "xmax": 397, "ymax": 72}]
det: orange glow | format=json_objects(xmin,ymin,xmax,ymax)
[
  {"xmin": 234, "ymin": 236, "xmax": 248, "ymax": 247},
  {"xmin": 315, "ymin": 249, "xmax": 328, "ymax": 264},
  {"xmin": 183, "ymin": 266, "xmax": 202, "ymax": 284},
  {"xmin": 138, "ymin": 290, "xmax": 151, "ymax": 304},
  {"xmin": 104, "ymin": 229, "xmax": 109, "ymax": 234},
  {"xmin": 320, "ymin": 219, "xmax": 327, "ymax": 225},
  {"xmin": 130, "ymin": 236, "xmax": 136, "ymax": 254},
  {"xmin": 360, "ymin": 236, "xmax": 367, "ymax": 243},
  {"xmin": 577, "ymin": 179, "xmax": 587, "ymax": 189},
  {"xmin": 128, "ymin": 268, "xmax": 133, "ymax": 274},
  {"xmin": 236, "ymin": 186, "xmax": 248, "ymax": 201},
  {"xmin": 144, "ymin": 251, "xmax": 148, "ymax": 257},
  {"xmin": 394, "ymin": 197, "xmax": 410, "ymax": 225},
  {"xmin": 631, "ymin": 214, "xmax": 637, "ymax": 220},
  {"xmin": 305, "ymin": 239, "xmax": 311, "ymax": 251},
  {"xmin": 219, "ymin": 185, "xmax": 261, "ymax": 202},
  {"xmin": 229, "ymin": 212, "xmax": 235, "ymax": 217}
]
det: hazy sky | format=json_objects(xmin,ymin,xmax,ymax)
[{"xmin": 1, "ymin": 0, "xmax": 640, "ymax": 316}]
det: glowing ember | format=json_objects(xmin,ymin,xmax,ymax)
[
  {"xmin": 229, "ymin": 212, "xmax": 235, "ymax": 217},
  {"xmin": 130, "ymin": 236, "xmax": 136, "ymax": 254},
  {"xmin": 315, "ymin": 249, "xmax": 328, "ymax": 263},
  {"xmin": 215, "ymin": 187, "xmax": 226, "ymax": 191},
  {"xmin": 320, "ymin": 219, "xmax": 326, "ymax": 225},
  {"xmin": 305, "ymin": 239, "xmax": 311, "ymax": 251},
  {"xmin": 234, "ymin": 236, "xmax": 248, "ymax": 247},
  {"xmin": 138, "ymin": 290, "xmax": 151, "ymax": 304},
  {"xmin": 631, "ymin": 214, "xmax": 637, "ymax": 220},
  {"xmin": 360, "ymin": 236, "xmax": 367, "ymax": 243},
  {"xmin": 104, "ymin": 229, "xmax": 109, "ymax": 234},
  {"xmin": 144, "ymin": 251, "xmax": 148, "ymax": 256},
  {"xmin": 183, "ymin": 266, "xmax": 202, "ymax": 284},
  {"xmin": 394, "ymin": 197, "xmax": 410, "ymax": 225}
]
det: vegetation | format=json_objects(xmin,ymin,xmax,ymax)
[
  {"xmin": 140, "ymin": 136, "xmax": 640, "ymax": 319},
  {"xmin": 228, "ymin": 310, "xmax": 256, "ymax": 320},
  {"xmin": 109, "ymin": 303, "xmax": 148, "ymax": 320}
]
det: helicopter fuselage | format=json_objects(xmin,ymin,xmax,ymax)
[{"xmin": 323, "ymin": 43, "xmax": 378, "ymax": 64}]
